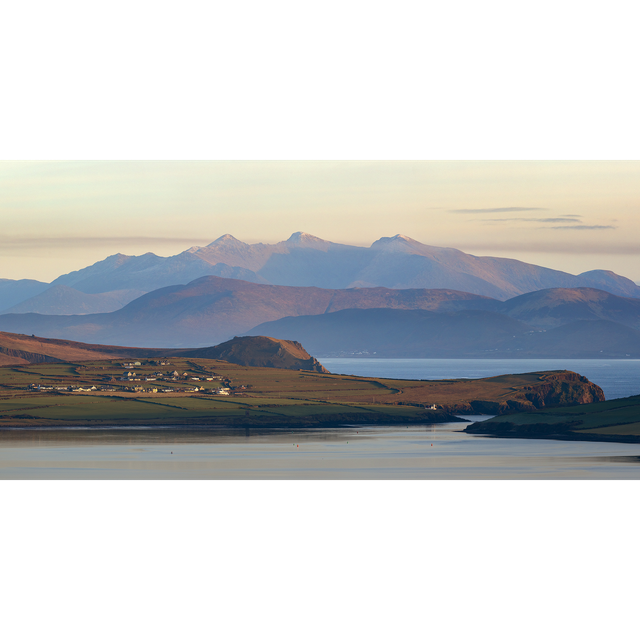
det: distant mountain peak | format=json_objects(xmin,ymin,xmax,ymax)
[
  {"xmin": 584, "ymin": 269, "xmax": 616, "ymax": 276},
  {"xmin": 286, "ymin": 231, "xmax": 328, "ymax": 246},
  {"xmin": 207, "ymin": 234, "xmax": 246, "ymax": 247},
  {"xmin": 370, "ymin": 234, "xmax": 422, "ymax": 252}
]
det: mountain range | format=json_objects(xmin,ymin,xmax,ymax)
[
  {"xmin": 2, "ymin": 233, "xmax": 640, "ymax": 359},
  {"xmin": 2, "ymin": 232, "xmax": 639, "ymax": 315},
  {"xmin": 250, "ymin": 287, "xmax": 640, "ymax": 358},
  {"xmin": 0, "ymin": 277, "xmax": 494, "ymax": 347},
  {"xmin": 1, "ymin": 275, "xmax": 640, "ymax": 357}
]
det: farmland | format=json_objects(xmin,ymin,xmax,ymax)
[
  {"xmin": 465, "ymin": 394, "xmax": 640, "ymax": 443},
  {"xmin": 0, "ymin": 358, "xmax": 604, "ymax": 428}
]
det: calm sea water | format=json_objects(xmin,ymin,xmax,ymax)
[
  {"xmin": 321, "ymin": 358, "xmax": 640, "ymax": 400},
  {"xmin": 1, "ymin": 359, "xmax": 639, "ymax": 479}
]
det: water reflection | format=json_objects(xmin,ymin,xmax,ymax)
[
  {"xmin": 0, "ymin": 425, "xmax": 370, "ymax": 447},
  {"xmin": 2, "ymin": 418, "xmax": 640, "ymax": 480}
]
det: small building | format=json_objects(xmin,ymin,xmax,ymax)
[{"xmin": 213, "ymin": 388, "xmax": 230, "ymax": 396}]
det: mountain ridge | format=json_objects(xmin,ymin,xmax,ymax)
[
  {"xmin": 1, "ymin": 276, "xmax": 640, "ymax": 356},
  {"xmin": 0, "ymin": 277, "xmax": 496, "ymax": 347},
  {"xmin": 4, "ymin": 234, "xmax": 638, "ymax": 315}
]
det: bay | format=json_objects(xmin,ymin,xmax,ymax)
[{"xmin": 1, "ymin": 421, "xmax": 640, "ymax": 479}]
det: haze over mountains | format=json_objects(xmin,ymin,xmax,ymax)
[
  {"xmin": 2, "ymin": 233, "xmax": 640, "ymax": 359},
  {"xmin": 2, "ymin": 232, "xmax": 640, "ymax": 315},
  {"xmin": 0, "ymin": 277, "xmax": 495, "ymax": 347},
  {"xmin": 250, "ymin": 287, "xmax": 640, "ymax": 358},
  {"xmin": 1, "ymin": 274, "xmax": 640, "ymax": 357}
]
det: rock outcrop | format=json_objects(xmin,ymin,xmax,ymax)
[
  {"xmin": 438, "ymin": 371, "xmax": 605, "ymax": 415},
  {"xmin": 176, "ymin": 336, "xmax": 330, "ymax": 373},
  {"xmin": 0, "ymin": 347, "xmax": 64, "ymax": 365}
]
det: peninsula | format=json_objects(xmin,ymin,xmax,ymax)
[
  {"xmin": 0, "ymin": 357, "xmax": 603, "ymax": 428},
  {"xmin": 465, "ymin": 394, "xmax": 640, "ymax": 444}
]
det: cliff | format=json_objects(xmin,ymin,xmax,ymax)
[
  {"xmin": 408, "ymin": 371, "xmax": 605, "ymax": 415},
  {"xmin": 464, "ymin": 394, "xmax": 640, "ymax": 444},
  {"xmin": 176, "ymin": 336, "xmax": 330, "ymax": 373},
  {"xmin": 0, "ymin": 331, "xmax": 329, "ymax": 373}
]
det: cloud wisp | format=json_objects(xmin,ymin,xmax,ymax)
[
  {"xmin": 483, "ymin": 216, "xmax": 582, "ymax": 224},
  {"xmin": 449, "ymin": 207, "xmax": 549, "ymax": 214},
  {"xmin": 455, "ymin": 241, "xmax": 640, "ymax": 255},
  {"xmin": 539, "ymin": 225, "xmax": 617, "ymax": 230}
]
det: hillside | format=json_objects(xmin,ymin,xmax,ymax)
[
  {"xmin": 465, "ymin": 394, "xmax": 640, "ymax": 443},
  {"xmin": 250, "ymin": 309, "xmax": 640, "ymax": 358},
  {"xmin": 0, "ymin": 278, "xmax": 51, "ymax": 313},
  {"xmin": 250, "ymin": 308, "xmax": 534, "ymax": 357},
  {"xmin": 177, "ymin": 336, "xmax": 329, "ymax": 372},
  {"xmin": 4, "ymin": 285, "xmax": 146, "ymax": 315},
  {"xmin": 50, "ymin": 251, "xmax": 266, "ymax": 293},
  {"xmin": 497, "ymin": 287, "xmax": 640, "ymax": 329},
  {"xmin": 0, "ymin": 330, "xmax": 168, "ymax": 366},
  {"xmin": 0, "ymin": 331, "xmax": 330, "ymax": 373},
  {"xmin": 3, "ymin": 278, "xmax": 640, "ymax": 355},
  {"xmin": 249, "ymin": 287, "xmax": 640, "ymax": 358},
  {"xmin": 0, "ymin": 277, "xmax": 495, "ymax": 347}
]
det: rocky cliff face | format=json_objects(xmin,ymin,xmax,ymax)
[
  {"xmin": 440, "ymin": 372, "xmax": 605, "ymax": 415},
  {"xmin": 176, "ymin": 336, "xmax": 330, "ymax": 373},
  {"xmin": 0, "ymin": 346, "xmax": 65, "ymax": 365},
  {"xmin": 519, "ymin": 372, "xmax": 605, "ymax": 407}
]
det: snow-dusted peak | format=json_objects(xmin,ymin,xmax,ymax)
[
  {"xmin": 285, "ymin": 232, "xmax": 330, "ymax": 248},
  {"xmin": 207, "ymin": 234, "xmax": 247, "ymax": 248},
  {"xmin": 370, "ymin": 234, "xmax": 423, "ymax": 252}
]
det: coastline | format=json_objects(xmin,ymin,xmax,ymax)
[
  {"xmin": 0, "ymin": 410, "xmax": 466, "ymax": 430},
  {"xmin": 464, "ymin": 393, "xmax": 640, "ymax": 444},
  {"xmin": 463, "ymin": 427, "xmax": 640, "ymax": 445}
]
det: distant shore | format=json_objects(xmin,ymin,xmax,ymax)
[
  {"xmin": 464, "ymin": 394, "xmax": 640, "ymax": 444},
  {"xmin": 0, "ymin": 409, "xmax": 466, "ymax": 430},
  {"xmin": 465, "ymin": 426, "xmax": 640, "ymax": 445}
]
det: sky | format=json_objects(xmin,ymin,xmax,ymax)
[{"xmin": 1, "ymin": 160, "xmax": 639, "ymax": 283}]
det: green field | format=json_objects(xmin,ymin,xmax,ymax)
[
  {"xmin": 466, "ymin": 395, "xmax": 640, "ymax": 442},
  {"xmin": 0, "ymin": 357, "xmax": 605, "ymax": 429}
]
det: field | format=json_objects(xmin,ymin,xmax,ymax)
[
  {"xmin": 0, "ymin": 357, "xmax": 603, "ymax": 428},
  {"xmin": 466, "ymin": 395, "xmax": 640, "ymax": 442}
]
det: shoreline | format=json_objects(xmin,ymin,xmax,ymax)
[
  {"xmin": 463, "ymin": 426, "xmax": 640, "ymax": 445},
  {"xmin": 0, "ymin": 411, "xmax": 467, "ymax": 430}
]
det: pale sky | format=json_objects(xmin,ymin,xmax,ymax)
[{"xmin": 1, "ymin": 160, "xmax": 638, "ymax": 284}]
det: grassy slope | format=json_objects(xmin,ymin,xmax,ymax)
[
  {"xmin": 465, "ymin": 395, "xmax": 640, "ymax": 442},
  {"xmin": 0, "ymin": 330, "xmax": 164, "ymax": 366},
  {"xmin": 0, "ymin": 359, "xmax": 602, "ymax": 428}
]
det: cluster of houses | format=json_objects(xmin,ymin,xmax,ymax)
[
  {"xmin": 29, "ymin": 382, "xmax": 233, "ymax": 394},
  {"xmin": 121, "ymin": 361, "xmax": 142, "ymax": 369},
  {"xmin": 27, "ymin": 362, "xmax": 234, "ymax": 395},
  {"xmin": 29, "ymin": 384, "xmax": 102, "ymax": 392},
  {"xmin": 123, "ymin": 385, "xmax": 231, "ymax": 394},
  {"xmin": 120, "ymin": 360, "xmax": 171, "ymax": 368}
]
